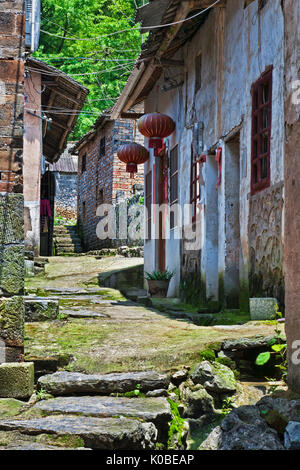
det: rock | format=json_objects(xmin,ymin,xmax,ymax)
[
  {"xmin": 146, "ymin": 389, "xmax": 169, "ymax": 397},
  {"xmin": 200, "ymin": 406, "xmax": 284, "ymax": 450},
  {"xmin": 2, "ymin": 441, "xmax": 73, "ymax": 450},
  {"xmin": 63, "ymin": 310, "xmax": 107, "ymax": 319},
  {"xmin": 171, "ymin": 370, "xmax": 189, "ymax": 386},
  {"xmin": 262, "ymin": 409, "xmax": 288, "ymax": 435},
  {"xmin": 216, "ymin": 351, "xmax": 236, "ymax": 370},
  {"xmin": 0, "ymin": 362, "xmax": 34, "ymax": 399},
  {"xmin": 284, "ymin": 421, "xmax": 300, "ymax": 450},
  {"xmin": 183, "ymin": 388, "xmax": 216, "ymax": 419},
  {"xmin": 191, "ymin": 361, "xmax": 236, "ymax": 394},
  {"xmin": 0, "ymin": 398, "xmax": 24, "ymax": 418},
  {"xmin": 32, "ymin": 396, "xmax": 171, "ymax": 432},
  {"xmin": 38, "ymin": 371, "xmax": 170, "ymax": 396},
  {"xmin": 222, "ymin": 335, "xmax": 275, "ymax": 351},
  {"xmin": 257, "ymin": 396, "xmax": 300, "ymax": 423},
  {"xmin": 25, "ymin": 299, "xmax": 59, "ymax": 322},
  {"xmin": 250, "ymin": 298, "xmax": 278, "ymax": 320},
  {"xmin": 0, "ymin": 416, "xmax": 157, "ymax": 450},
  {"xmin": 125, "ymin": 288, "xmax": 148, "ymax": 302}
]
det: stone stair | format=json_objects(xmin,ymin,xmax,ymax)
[
  {"xmin": 53, "ymin": 225, "xmax": 82, "ymax": 255},
  {"xmin": 0, "ymin": 370, "xmax": 175, "ymax": 450}
]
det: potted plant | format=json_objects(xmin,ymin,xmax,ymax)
[{"xmin": 145, "ymin": 269, "xmax": 174, "ymax": 297}]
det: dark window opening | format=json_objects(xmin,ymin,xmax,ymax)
[
  {"xmin": 81, "ymin": 153, "xmax": 87, "ymax": 173},
  {"xmin": 99, "ymin": 137, "xmax": 106, "ymax": 158},
  {"xmin": 170, "ymin": 145, "xmax": 178, "ymax": 229},
  {"xmin": 97, "ymin": 188, "xmax": 104, "ymax": 205},
  {"xmin": 251, "ymin": 68, "xmax": 272, "ymax": 195},
  {"xmin": 145, "ymin": 170, "xmax": 152, "ymax": 240},
  {"xmin": 195, "ymin": 54, "xmax": 202, "ymax": 93}
]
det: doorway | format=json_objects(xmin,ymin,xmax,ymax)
[{"xmin": 224, "ymin": 133, "xmax": 241, "ymax": 309}]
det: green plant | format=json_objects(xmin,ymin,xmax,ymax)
[
  {"xmin": 145, "ymin": 269, "xmax": 175, "ymax": 281},
  {"xmin": 134, "ymin": 384, "xmax": 141, "ymax": 396},
  {"xmin": 167, "ymin": 398, "xmax": 186, "ymax": 449},
  {"xmin": 255, "ymin": 305, "xmax": 287, "ymax": 380},
  {"xmin": 57, "ymin": 312, "xmax": 68, "ymax": 321},
  {"xmin": 221, "ymin": 396, "xmax": 236, "ymax": 415},
  {"xmin": 36, "ymin": 388, "xmax": 50, "ymax": 401},
  {"xmin": 199, "ymin": 349, "xmax": 216, "ymax": 362}
]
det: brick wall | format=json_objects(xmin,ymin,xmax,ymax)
[
  {"xmin": 78, "ymin": 118, "xmax": 144, "ymax": 251},
  {"xmin": 0, "ymin": 0, "xmax": 25, "ymax": 362}
]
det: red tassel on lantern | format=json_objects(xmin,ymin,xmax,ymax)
[
  {"xmin": 117, "ymin": 143, "xmax": 149, "ymax": 178},
  {"xmin": 137, "ymin": 113, "xmax": 176, "ymax": 157}
]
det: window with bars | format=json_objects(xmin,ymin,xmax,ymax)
[
  {"xmin": 251, "ymin": 68, "xmax": 272, "ymax": 195},
  {"xmin": 81, "ymin": 153, "xmax": 86, "ymax": 173},
  {"xmin": 190, "ymin": 151, "xmax": 203, "ymax": 222},
  {"xmin": 145, "ymin": 170, "xmax": 152, "ymax": 240},
  {"xmin": 99, "ymin": 137, "xmax": 106, "ymax": 158},
  {"xmin": 170, "ymin": 145, "xmax": 178, "ymax": 229}
]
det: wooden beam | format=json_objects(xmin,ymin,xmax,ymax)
[
  {"xmin": 123, "ymin": 61, "xmax": 157, "ymax": 112},
  {"xmin": 58, "ymin": 91, "xmax": 82, "ymax": 150},
  {"xmin": 49, "ymin": 87, "xmax": 81, "ymax": 105},
  {"xmin": 158, "ymin": 58, "xmax": 185, "ymax": 67},
  {"xmin": 120, "ymin": 112, "xmax": 145, "ymax": 119}
]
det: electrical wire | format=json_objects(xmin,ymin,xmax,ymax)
[
  {"xmin": 40, "ymin": 0, "xmax": 221, "ymax": 42},
  {"xmin": 25, "ymin": 61, "xmax": 138, "ymax": 77}
]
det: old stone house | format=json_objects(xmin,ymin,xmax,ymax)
[
  {"xmin": 48, "ymin": 143, "xmax": 78, "ymax": 221},
  {"xmin": 114, "ymin": 0, "xmax": 285, "ymax": 311},
  {"xmin": 24, "ymin": 58, "xmax": 88, "ymax": 256},
  {"xmin": 113, "ymin": 0, "xmax": 300, "ymax": 391},
  {"xmin": 74, "ymin": 113, "xmax": 144, "ymax": 252}
]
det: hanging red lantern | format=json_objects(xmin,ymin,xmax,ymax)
[
  {"xmin": 117, "ymin": 142, "xmax": 149, "ymax": 178},
  {"xmin": 137, "ymin": 113, "xmax": 176, "ymax": 156}
]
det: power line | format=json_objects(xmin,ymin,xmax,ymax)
[
  {"xmin": 25, "ymin": 61, "xmax": 137, "ymax": 77},
  {"xmin": 40, "ymin": 0, "xmax": 221, "ymax": 42}
]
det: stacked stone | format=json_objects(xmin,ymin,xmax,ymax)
[
  {"xmin": 0, "ymin": 0, "xmax": 25, "ymax": 363},
  {"xmin": 77, "ymin": 118, "xmax": 144, "ymax": 252}
]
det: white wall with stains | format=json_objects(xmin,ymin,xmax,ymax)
[{"xmin": 144, "ymin": 0, "xmax": 284, "ymax": 304}]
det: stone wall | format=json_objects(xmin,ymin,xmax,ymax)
[
  {"xmin": 78, "ymin": 119, "xmax": 144, "ymax": 251},
  {"xmin": 249, "ymin": 182, "xmax": 284, "ymax": 307},
  {"xmin": 0, "ymin": 0, "xmax": 25, "ymax": 362},
  {"xmin": 283, "ymin": 0, "xmax": 300, "ymax": 393},
  {"xmin": 54, "ymin": 172, "xmax": 77, "ymax": 219}
]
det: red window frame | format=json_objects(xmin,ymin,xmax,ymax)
[
  {"xmin": 190, "ymin": 144, "xmax": 205, "ymax": 222},
  {"xmin": 251, "ymin": 67, "xmax": 273, "ymax": 195}
]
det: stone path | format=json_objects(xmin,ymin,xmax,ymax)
[{"xmin": 5, "ymin": 254, "xmax": 285, "ymax": 450}]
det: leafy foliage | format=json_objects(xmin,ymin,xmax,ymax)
[
  {"xmin": 145, "ymin": 269, "xmax": 175, "ymax": 281},
  {"xmin": 35, "ymin": 0, "xmax": 144, "ymax": 139}
]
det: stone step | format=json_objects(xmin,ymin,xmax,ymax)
[
  {"xmin": 54, "ymin": 236, "xmax": 81, "ymax": 244},
  {"xmin": 56, "ymin": 246, "xmax": 81, "ymax": 254},
  {"xmin": 37, "ymin": 371, "xmax": 170, "ymax": 396},
  {"xmin": 33, "ymin": 396, "xmax": 171, "ymax": 440},
  {"xmin": 0, "ymin": 416, "xmax": 157, "ymax": 450},
  {"xmin": 25, "ymin": 298, "xmax": 59, "ymax": 322}
]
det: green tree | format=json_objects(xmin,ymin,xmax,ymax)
[{"xmin": 35, "ymin": 0, "xmax": 144, "ymax": 138}]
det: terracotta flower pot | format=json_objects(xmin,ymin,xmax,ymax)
[{"xmin": 147, "ymin": 279, "xmax": 170, "ymax": 297}]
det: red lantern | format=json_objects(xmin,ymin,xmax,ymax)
[
  {"xmin": 117, "ymin": 142, "xmax": 149, "ymax": 178},
  {"xmin": 137, "ymin": 113, "xmax": 175, "ymax": 156}
]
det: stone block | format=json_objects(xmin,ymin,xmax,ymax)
[
  {"xmin": 0, "ymin": 362, "xmax": 34, "ymax": 399},
  {"xmin": 250, "ymin": 298, "xmax": 278, "ymax": 320},
  {"xmin": 0, "ymin": 245, "xmax": 24, "ymax": 295},
  {"xmin": 0, "ymin": 60, "xmax": 24, "ymax": 84},
  {"xmin": 0, "ymin": 296, "xmax": 24, "ymax": 346},
  {"xmin": 25, "ymin": 299, "xmax": 59, "ymax": 322},
  {"xmin": 0, "ymin": 193, "xmax": 24, "ymax": 244},
  {"xmin": 284, "ymin": 422, "xmax": 300, "ymax": 450}
]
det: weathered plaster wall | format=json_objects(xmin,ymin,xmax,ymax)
[
  {"xmin": 23, "ymin": 71, "xmax": 42, "ymax": 256},
  {"xmin": 144, "ymin": 0, "xmax": 284, "ymax": 305},
  {"xmin": 283, "ymin": 0, "xmax": 300, "ymax": 393},
  {"xmin": 0, "ymin": 0, "xmax": 25, "ymax": 362}
]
